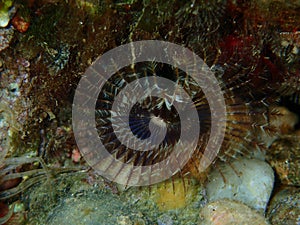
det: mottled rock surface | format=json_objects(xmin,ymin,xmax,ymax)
[
  {"xmin": 267, "ymin": 187, "xmax": 300, "ymax": 225},
  {"xmin": 266, "ymin": 135, "xmax": 300, "ymax": 186},
  {"xmin": 199, "ymin": 199, "xmax": 270, "ymax": 225}
]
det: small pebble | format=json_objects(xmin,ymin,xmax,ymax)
[
  {"xmin": 0, "ymin": 1, "xmax": 14, "ymax": 28},
  {"xmin": 199, "ymin": 199, "xmax": 270, "ymax": 225},
  {"xmin": 205, "ymin": 158, "xmax": 274, "ymax": 213},
  {"xmin": 267, "ymin": 187, "xmax": 300, "ymax": 225},
  {"xmin": 266, "ymin": 135, "xmax": 300, "ymax": 186}
]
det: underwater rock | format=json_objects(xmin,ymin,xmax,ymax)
[
  {"xmin": 26, "ymin": 172, "xmax": 145, "ymax": 225},
  {"xmin": 0, "ymin": 0, "xmax": 14, "ymax": 27},
  {"xmin": 199, "ymin": 199, "xmax": 270, "ymax": 225},
  {"xmin": 46, "ymin": 194, "xmax": 137, "ymax": 225},
  {"xmin": 266, "ymin": 135, "xmax": 300, "ymax": 186},
  {"xmin": 26, "ymin": 172, "xmax": 204, "ymax": 224},
  {"xmin": 0, "ymin": 11, "xmax": 10, "ymax": 28},
  {"xmin": 0, "ymin": 57, "xmax": 31, "ymax": 160},
  {"xmin": 0, "ymin": 26, "xmax": 14, "ymax": 52},
  {"xmin": 0, "ymin": 0, "xmax": 299, "ymax": 224},
  {"xmin": 267, "ymin": 187, "xmax": 300, "ymax": 225},
  {"xmin": 205, "ymin": 158, "xmax": 274, "ymax": 213}
]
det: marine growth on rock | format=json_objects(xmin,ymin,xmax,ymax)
[{"xmin": 0, "ymin": 0, "xmax": 299, "ymax": 224}]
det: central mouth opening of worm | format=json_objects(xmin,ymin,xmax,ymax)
[{"xmin": 129, "ymin": 97, "xmax": 180, "ymax": 146}]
